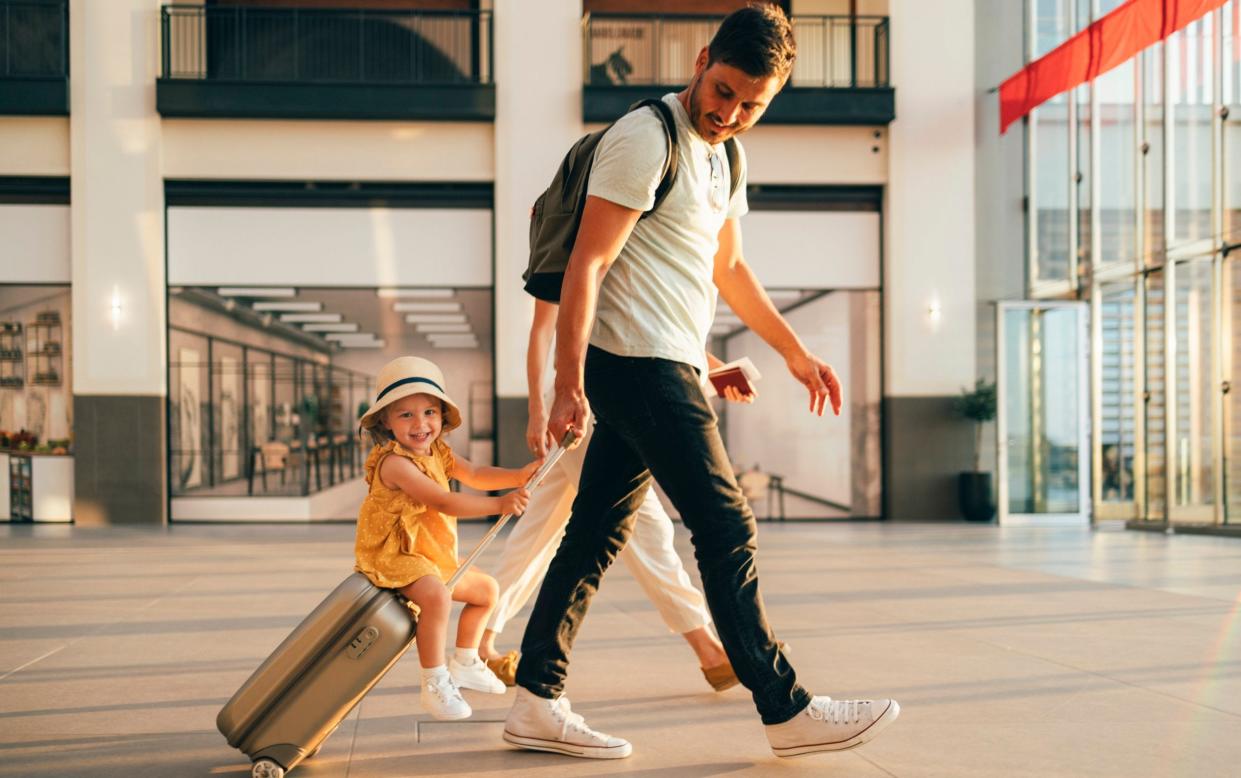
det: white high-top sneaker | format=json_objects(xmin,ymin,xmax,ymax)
[
  {"xmin": 502, "ymin": 687, "xmax": 632, "ymax": 759},
  {"xmin": 765, "ymin": 696, "xmax": 899, "ymax": 757},
  {"xmin": 419, "ymin": 672, "xmax": 472, "ymax": 721}
]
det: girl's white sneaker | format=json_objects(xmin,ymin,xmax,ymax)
[
  {"xmin": 449, "ymin": 656, "xmax": 508, "ymax": 694},
  {"xmin": 420, "ymin": 673, "xmax": 472, "ymax": 720}
]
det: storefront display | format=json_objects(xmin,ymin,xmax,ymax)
[{"xmin": 0, "ymin": 286, "xmax": 74, "ymax": 522}]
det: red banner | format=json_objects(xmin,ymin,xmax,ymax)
[{"xmin": 999, "ymin": 0, "xmax": 1228, "ymax": 134}]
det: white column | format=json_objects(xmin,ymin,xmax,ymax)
[
  {"xmin": 885, "ymin": 0, "xmax": 976, "ymax": 394},
  {"xmin": 70, "ymin": 0, "xmax": 166, "ymax": 396},
  {"xmin": 492, "ymin": 0, "xmax": 583, "ymax": 399},
  {"xmin": 70, "ymin": 0, "xmax": 167, "ymax": 524}
]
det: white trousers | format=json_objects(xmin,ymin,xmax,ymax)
[{"xmin": 486, "ymin": 424, "xmax": 712, "ymax": 636}]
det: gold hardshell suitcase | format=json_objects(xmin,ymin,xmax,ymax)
[{"xmin": 217, "ymin": 435, "xmax": 573, "ymax": 778}]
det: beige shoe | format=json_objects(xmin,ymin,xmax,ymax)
[
  {"xmin": 766, "ymin": 696, "xmax": 899, "ymax": 757},
  {"xmin": 485, "ymin": 650, "xmax": 519, "ymax": 686},
  {"xmin": 502, "ymin": 688, "xmax": 632, "ymax": 759},
  {"xmin": 702, "ymin": 641, "xmax": 790, "ymax": 693}
]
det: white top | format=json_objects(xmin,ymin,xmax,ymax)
[{"xmin": 586, "ymin": 92, "xmax": 749, "ymax": 375}]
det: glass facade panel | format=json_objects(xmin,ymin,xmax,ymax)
[
  {"xmin": 1033, "ymin": 101, "xmax": 1072, "ymax": 283},
  {"xmin": 1228, "ymin": 257, "xmax": 1241, "ymax": 523},
  {"xmin": 1144, "ymin": 44, "xmax": 1166, "ymax": 262},
  {"xmin": 1225, "ymin": 1, "xmax": 1241, "ymax": 241},
  {"xmin": 1097, "ymin": 60, "xmax": 1137, "ymax": 265},
  {"xmin": 1145, "ymin": 271, "xmax": 1167, "ymax": 518},
  {"xmin": 212, "ymin": 340, "xmax": 245, "ymax": 487},
  {"xmin": 1078, "ymin": 84, "xmax": 1093, "ymax": 272},
  {"xmin": 1167, "ymin": 17, "xmax": 1214, "ymax": 247},
  {"xmin": 169, "ymin": 330, "xmax": 210, "ymax": 495},
  {"xmin": 1034, "ymin": 0, "xmax": 1072, "ymax": 58},
  {"xmin": 1172, "ymin": 260, "xmax": 1216, "ymax": 508},
  {"xmin": 1100, "ymin": 281, "xmax": 1137, "ymax": 502}
]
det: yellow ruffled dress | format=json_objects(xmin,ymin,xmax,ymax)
[{"xmin": 354, "ymin": 438, "xmax": 459, "ymax": 589}]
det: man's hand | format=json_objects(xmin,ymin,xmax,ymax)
[
  {"xmin": 548, "ymin": 385, "xmax": 589, "ymax": 448},
  {"xmin": 526, "ymin": 404, "xmax": 554, "ymax": 457},
  {"xmin": 721, "ymin": 385, "xmax": 757, "ymax": 404},
  {"xmin": 786, "ymin": 352, "xmax": 842, "ymax": 416}
]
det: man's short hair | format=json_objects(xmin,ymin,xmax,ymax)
[{"xmin": 707, "ymin": 4, "xmax": 797, "ymax": 81}]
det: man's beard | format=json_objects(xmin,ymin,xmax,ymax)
[{"xmin": 687, "ymin": 76, "xmax": 736, "ymax": 143}]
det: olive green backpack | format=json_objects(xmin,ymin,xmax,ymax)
[{"xmin": 522, "ymin": 98, "xmax": 742, "ymax": 302}]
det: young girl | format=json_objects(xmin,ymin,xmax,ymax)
[{"xmin": 356, "ymin": 356, "xmax": 541, "ymax": 721}]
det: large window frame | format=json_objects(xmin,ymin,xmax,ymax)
[{"xmin": 1026, "ymin": 2, "xmax": 1238, "ymax": 529}]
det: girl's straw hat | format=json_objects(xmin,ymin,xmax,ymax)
[{"xmin": 359, "ymin": 356, "xmax": 462, "ymax": 433}]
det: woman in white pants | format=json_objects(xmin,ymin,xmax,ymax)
[{"xmin": 479, "ymin": 299, "xmax": 748, "ymax": 691}]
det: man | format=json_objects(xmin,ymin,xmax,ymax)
[
  {"xmin": 477, "ymin": 297, "xmax": 740, "ymax": 690},
  {"xmin": 502, "ymin": 5, "xmax": 900, "ymax": 759}
]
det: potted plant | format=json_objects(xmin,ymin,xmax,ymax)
[{"xmin": 953, "ymin": 379, "xmax": 997, "ymax": 522}]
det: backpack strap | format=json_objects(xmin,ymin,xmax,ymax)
[
  {"xmin": 627, "ymin": 98, "xmax": 679, "ymax": 218},
  {"xmin": 724, "ymin": 137, "xmax": 744, "ymax": 203}
]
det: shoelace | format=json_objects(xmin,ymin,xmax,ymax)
[
  {"xmin": 807, "ymin": 698, "xmax": 868, "ymax": 725},
  {"xmin": 427, "ymin": 676, "xmax": 463, "ymax": 705},
  {"xmin": 552, "ymin": 696, "xmax": 598, "ymax": 739}
]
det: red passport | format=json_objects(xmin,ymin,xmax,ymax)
[{"xmin": 707, "ymin": 357, "xmax": 761, "ymax": 398}]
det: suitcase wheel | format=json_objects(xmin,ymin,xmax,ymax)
[{"xmin": 251, "ymin": 759, "xmax": 285, "ymax": 778}]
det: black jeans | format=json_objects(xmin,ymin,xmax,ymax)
[{"xmin": 515, "ymin": 346, "xmax": 811, "ymax": 725}]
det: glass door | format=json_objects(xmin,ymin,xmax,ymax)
[
  {"xmin": 1168, "ymin": 258, "xmax": 1219, "ymax": 524},
  {"xmin": 996, "ymin": 301, "xmax": 1091, "ymax": 525}
]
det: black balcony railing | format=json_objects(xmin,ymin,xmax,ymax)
[
  {"xmin": 157, "ymin": 4, "xmax": 494, "ymax": 120},
  {"xmin": 0, "ymin": 0, "xmax": 68, "ymax": 115},
  {"xmin": 582, "ymin": 12, "xmax": 893, "ymax": 125}
]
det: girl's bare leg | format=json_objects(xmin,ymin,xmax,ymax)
[
  {"xmin": 400, "ymin": 575, "xmax": 451, "ymax": 668},
  {"xmin": 450, "ymin": 568, "xmax": 499, "ymax": 650}
]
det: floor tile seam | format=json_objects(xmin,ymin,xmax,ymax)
[
  {"xmin": 0, "ymin": 575, "xmax": 203, "ymax": 683},
  {"xmin": 962, "ymin": 634, "xmax": 1241, "ymax": 721}
]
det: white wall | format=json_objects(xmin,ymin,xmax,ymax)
[
  {"xmin": 743, "ymin": 211, "xmax": 880, "ymax": 288},
  {"xmin": 493, "ymin": 0, "xmax": 584, "ymax": 397},
  {"xmin": 70, "ymin": 0, "xmax": 166, "ymax": 396},
  {"xmin": 885, "ymin": 0, "xmax": 976, "ymax": 395},
  {"xmin": 0, "ymin": 118, "xmax": 69, "ymax": 176},
  {"xmin": 166, "ymin": 207, "xmax": 492, "ymax": 287},
  {"xmin": 1, "ymin": 206, "xmax": 70, "ymax": 283},
  {"xmin": 162, "ymin": 120, "xmax": 494, "ymax": 181},
  {"xmin": 744, "ymin": 125, "xmax": 887, "ymax": 184}
]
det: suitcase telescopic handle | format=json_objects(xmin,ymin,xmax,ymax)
[{"xmin": 445, "ymin": 429, "xmax": 578, "ymax": 590}]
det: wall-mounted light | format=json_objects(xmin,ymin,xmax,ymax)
[
  {"xmin": 109, "ymin": 287, "xmax": 123, "ymax": 330},
  {"xmin": 927, "ymin": 298, "xmax": 942, "ymax": 327}
]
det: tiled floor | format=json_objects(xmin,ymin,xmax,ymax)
[{"xmin": 1, "ymin": 520, "xmax": 1238, "ymax": 777}]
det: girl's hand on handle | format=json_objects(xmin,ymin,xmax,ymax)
[
  {"xmin": 499, "ymin": 487, "xmax": 531, "ymax": 517},
  {"xmin": 526, "ymin": 406, "xmax": 554, "ymax": 457},
  {"xmin": 785, "ymin": 352, "xmax": 842, "ymax": 417},
  {"xmin": 518, "ymin": 457, "xmax": 545, "ymax": 485}
]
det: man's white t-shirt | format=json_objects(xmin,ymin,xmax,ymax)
[{"xmin": 585, "ymin": 92, "xmax": 749, "ymax": 376}]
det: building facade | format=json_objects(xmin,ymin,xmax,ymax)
[{"xmin": 1, "ymin": 0, "xmax": 983, "ymax": 525}]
